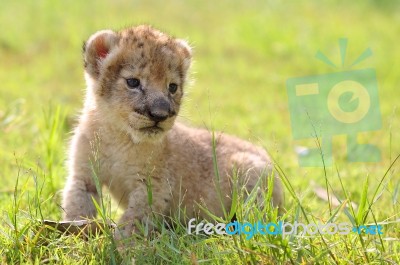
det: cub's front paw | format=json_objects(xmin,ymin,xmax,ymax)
[
  {"xmin": 113, "ymin": 224, "xmax": 136, "ymax": 252},
  {"xmin": 114, "ymin": 222, "xmax": 135, "ymax": 240}
]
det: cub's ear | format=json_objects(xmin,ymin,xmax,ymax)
[
  {"xmin": 83, "ymin": 30, "xmax": 119, "ymax": 79},
  {"xmin": 175, "ymin": 39, "xmax": 192, "ymax": 72}
]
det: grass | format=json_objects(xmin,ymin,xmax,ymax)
[{"xmin": 0, "ymin": 0, "xmax": 399, "ymax": 264}]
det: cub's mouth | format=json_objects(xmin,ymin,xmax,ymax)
[{"xmin": 139, "ymin": 125, "xmax": 164, "ymax": 134}]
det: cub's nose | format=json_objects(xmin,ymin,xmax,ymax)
[{"xmin": 148, "ymin": 98, "xmax": 170, "ymax": 122}]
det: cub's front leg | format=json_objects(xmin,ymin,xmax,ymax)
[
  {"xmin": 62, "ymin": 133, "xmax": 100, "ymax": 220},
  {"xmin": 62, "ymin": 175, "xmax": 99, "ymax": 220},
  {"xmin": 114, "ymin": 179, "xmax": 171, "ymax": 241}
]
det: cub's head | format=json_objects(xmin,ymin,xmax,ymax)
[{"xmin": 83, "ymin": 25, "xmax": 191, "ymax": 142}]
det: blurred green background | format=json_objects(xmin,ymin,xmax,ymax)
[{"xmin": 0, "ymin": 0, "xmax": 399, "ymax": 218}]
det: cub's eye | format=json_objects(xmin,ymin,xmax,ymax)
[
  {"xmin": 126, "ymin": 78, "xmax": 140, "ymax": 88},
  {"xmin": 168, "ymin": 83, "xmax": 178, "ymax": 94}
]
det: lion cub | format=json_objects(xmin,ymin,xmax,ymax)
[{"xmin": 62, "ymin": 25, "xmax": 283, "ymax": 239}]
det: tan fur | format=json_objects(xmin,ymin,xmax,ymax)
[{"xmin": 62, "ymin": 25, "xmax": 283, "ymax": 239}]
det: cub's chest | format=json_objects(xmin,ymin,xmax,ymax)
[
  {"xmin": 99, "ymin": 146, "xmax": 139, "ymax": 177},
  {"xmin": 97, "ymin": 139, "xmax": 164, "ymax": 184}
]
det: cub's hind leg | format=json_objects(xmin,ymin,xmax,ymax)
[{"xmin": 230, "ymin": 152, "xmax": 283, "ymax": 213}]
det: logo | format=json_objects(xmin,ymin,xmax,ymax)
[
  {"xmin": 187, "ymin": 219, "xmax": 384, "ymax": 240},
  {"xmin": 287, "ymin": 39, "xmax": 381, "ymax": 166}
]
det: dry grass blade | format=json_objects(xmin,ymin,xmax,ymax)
[
  {"xmin": 41, "ymin": 219, "xmax": 116, "ymax": 237},
  {"xmin": 312, "ymin": 181, "xmax": 358, "ymax": 209}
]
